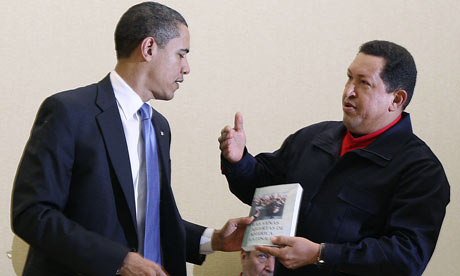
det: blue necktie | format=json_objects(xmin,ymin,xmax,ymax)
[{"xmin": 139, "ymin": 103, "xmax": 162, "ymax": 264}]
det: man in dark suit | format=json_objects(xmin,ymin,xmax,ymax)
[
  {"xmin": 218, "ymin": 40, "xmax": 450, "ymax": 275},
  {"xmin": 11, "ymin": 2, "xmax": 251, "ymax": 276}
]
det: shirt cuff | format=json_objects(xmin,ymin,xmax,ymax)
[{"xmin": 199, "ymin": 228, "xmax": 215, "ymax": 255}]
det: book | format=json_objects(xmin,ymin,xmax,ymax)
[{"xmin": 242, "ymin": 183, "xmax": 303, "ymax": 251}]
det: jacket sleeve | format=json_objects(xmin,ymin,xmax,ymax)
[
  {"xmin": 183, "ymin": 220, "xmax": 206, "ymax": 265},
  {"xmin": 11, "ymin": 96, "xmax": 129, "ymax": 276}
]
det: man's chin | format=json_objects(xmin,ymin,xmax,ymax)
[
  {"xmin": 166, "ymin": 93, "xmax": 175, "ymax": 100},
  {"xmin": 156, "ymin": 92, "xmax": 175, "ymax": 101},
  {"xmin": 343, "ymin": 116, "xmax": 358, "ymax": 132}
]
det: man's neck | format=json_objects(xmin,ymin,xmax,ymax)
[
  {"xmin": 341, "ymin": 114, "xmax": 402, "ymax": 156},
  {"xmin": 115, "ymin": 61, "xmax": 149, "ymax": 102}
]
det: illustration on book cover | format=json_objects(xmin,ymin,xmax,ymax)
[{"xmin": 250, "ymin": 193, "xmax": 287, "ymax": 221}]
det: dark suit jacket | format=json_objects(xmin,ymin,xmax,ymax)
[{"xmin": 11, "ymin": 75, "xmax": 205, "ymax": 276}]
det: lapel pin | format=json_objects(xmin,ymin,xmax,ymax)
[{"xmin": 160, "ymin": 131, "xmax": 164, "ymax": 136}]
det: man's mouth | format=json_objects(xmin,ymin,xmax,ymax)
[
  {"xmin": 175, "ymin": 79, "xmax": 183, "ymax": 87},
  {"xmin": 343, "ymin": 101, "xmax": 356, "ymax": 112}
]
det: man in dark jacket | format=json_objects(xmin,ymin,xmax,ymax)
[
  {"xmin": 11, "ymin": 2, "xmax": 252, "ymax": 276},
  {"xmin": 218, "ymin": 40, "xmax": 450, "ymax": 276}
]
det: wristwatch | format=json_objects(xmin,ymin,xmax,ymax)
[{"xmin": 316, "ymin": 243, "xmax": 326, "ymax": 266}]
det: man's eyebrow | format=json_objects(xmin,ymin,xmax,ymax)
[
  {"xmin": 180, "ymin": 48, "xmax": 189, "ymax": 53},
  {"xmin": 348, "ymin": 69, "xmax": 370, "ymax": 78}
]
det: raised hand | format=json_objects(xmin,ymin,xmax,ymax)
[
  {"xmin": 256, "ymin": 236, "xmax": 320, "ymax": 270},
  {"xmin": 218, "ymin": 112, "xmax": 246, "ymax": 163}
]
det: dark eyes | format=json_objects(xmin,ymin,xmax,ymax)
[
  {"xmin": 347, "ymin": 75, "xmax": 370, "ymax": 86},
  {"xmin": 257, "ymin": 253, "xmax": 268, "ymax": 259}
]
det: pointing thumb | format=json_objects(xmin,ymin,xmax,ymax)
[{"xmin": 234, "ymin": 112, "xmax": 244, "ymax": 131}]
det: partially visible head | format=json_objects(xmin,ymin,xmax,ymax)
[
  {"xmin": 241, "ymin": 250, "xmax": 275, "ymax": 276},
  {"xmin": 359, "ymin": 40, "xmax": 417, "ymax": 109},
  {"xmin": 115, "ymin": 1, "xmax": 188, "ymax": 59}
]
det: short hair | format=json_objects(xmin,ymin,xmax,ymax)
[
  {"xmin": 114, "ymin": 1, "xmax": 188, "ymax": 59},
  {"xmin": 359, "ymin": 40, "xmax": 417, "ymax": 109}
]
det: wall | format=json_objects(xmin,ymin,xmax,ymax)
[{"xmin": 1, "ymin": 0, "xmax": 458, "ymax": 275}]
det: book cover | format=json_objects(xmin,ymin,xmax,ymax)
[{"xmin": 242, "ymin": 183, "xmax": 303, "ymax": 251}]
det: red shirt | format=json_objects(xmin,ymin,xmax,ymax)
[{"xmin": 340, "ymin": 114, "xmax": 402, "ymax": 157}]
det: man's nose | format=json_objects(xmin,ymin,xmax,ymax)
[
  {"xmin": 265, "ymin": 256, "xmax": 275, "ymax": 272},
  {"xmin": 344, "ymin": 82, "xmax": 356, "ymax": 98},
  {"xmin": 182, "ymin": 58, "xmax": 190, "ymax": 75}
]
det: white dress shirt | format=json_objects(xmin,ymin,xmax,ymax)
[
  {"xmin": 111, "ymin": 71, "xmax": 148, "ymax": 255},
  {"xmin": 110, "ymin": 71, "xmax": 214, "ymax": 257}
]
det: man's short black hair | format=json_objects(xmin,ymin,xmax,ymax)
[
  {"xmin": 359, "ymin": 40, "xmax": 417, "ymax": 109},
  {"xmin": 114, "ymin": 1, "xmax": 187, "ymax": 59}
]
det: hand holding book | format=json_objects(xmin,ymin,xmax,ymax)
[
  {"xmin": 211, "ymin": 216, "xmax": 254, "ymax": 252},
  {"xmin": 256, "ymin": 236, "xmax": 320, "ymax": 269}
]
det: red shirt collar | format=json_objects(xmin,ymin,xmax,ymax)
[{"xmin": 340, "ymin": 114, "xmax": 402, "ymax": 157}]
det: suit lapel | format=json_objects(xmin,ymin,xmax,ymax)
[
  {"xmin": 150, "ymin": 107, "xmax": 185, "ymax": 272},
  {"xmin": 95, "ymin": 75, "xmax": 137, "ymax": 231},
  {"xmin": 151, "ymin": 109, "xmax": 171, "ymax": 187}
]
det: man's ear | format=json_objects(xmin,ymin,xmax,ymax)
[
  {"xmin": 140, "ymin": 37, "xmax": 157, "ymax": 61},
  {"xmin": 241, "ymin": 250, "xmax": 248, "ymax": 261},
  {"xmin": 389, "ymin": 89, "xmax": 408, "ymax": 111}
]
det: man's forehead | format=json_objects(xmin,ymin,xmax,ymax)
[
  {"xmin": 164, "ymin": 26, "xmax": 190, "ymax": 51},
  {"xmin": 175, "ymin": 24, "xmax": 190, "ymax": 50},
  {"xmin": 178, "ymin": 24, "xmax": 190, "ymax": 40},
  {"xmin": 348, "ymin": 53, "xmax": 385, "ymax": 76}
]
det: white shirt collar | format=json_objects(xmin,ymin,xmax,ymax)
[{"xmin": 110, "ymin": 70, "xmax": 148, "ymax": 120}]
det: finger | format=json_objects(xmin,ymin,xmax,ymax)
[
  {"xmin": 219, "ymin": 139, "xmax": 232, "ymax": 151},
  {"xmin": 218, "ymin": 133, "xmax": 232, "ymax": 145},
  {"xmin": 271, "ymin": 235, "xmax": 294, "ymax": 247},
  {"xmin": 242, "ymin": 215, "xmax": 255, "ymax": 225},
  {"xmin": 256, "ymin": 245, "xmax": 282, "ymax": 258},
  {"xmin": 232, "ymin": 215, "xmax": 254, "ymax": 226},
  {"xmin": 219, "ymin": 128, "xmax": 228, "ymax": 140},
  {"xmin": 218, "ymin": 134, "xmax": 227, "ymax": 144},
  {"xmin": 221, "ymin": 125, "xmax": 233, "ymax": 135},
  {"xmin": 221, "ymin": 216, "xmax": 254, "ymax": 236},
  {"xmin": 160, "ymin": 266, "xmax": 170, "ymax": 276},
  {"xmin": 234, "ymin": 112, "xmax": 244, "ymax": 131},
  {"xmin": 219, "ymin": 141, "xmax": 227, "ymax": 151}
]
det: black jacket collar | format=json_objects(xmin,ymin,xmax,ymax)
[{"xmin": 312, "ymin": 112, "xmax": 413, "ymax": 167}]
